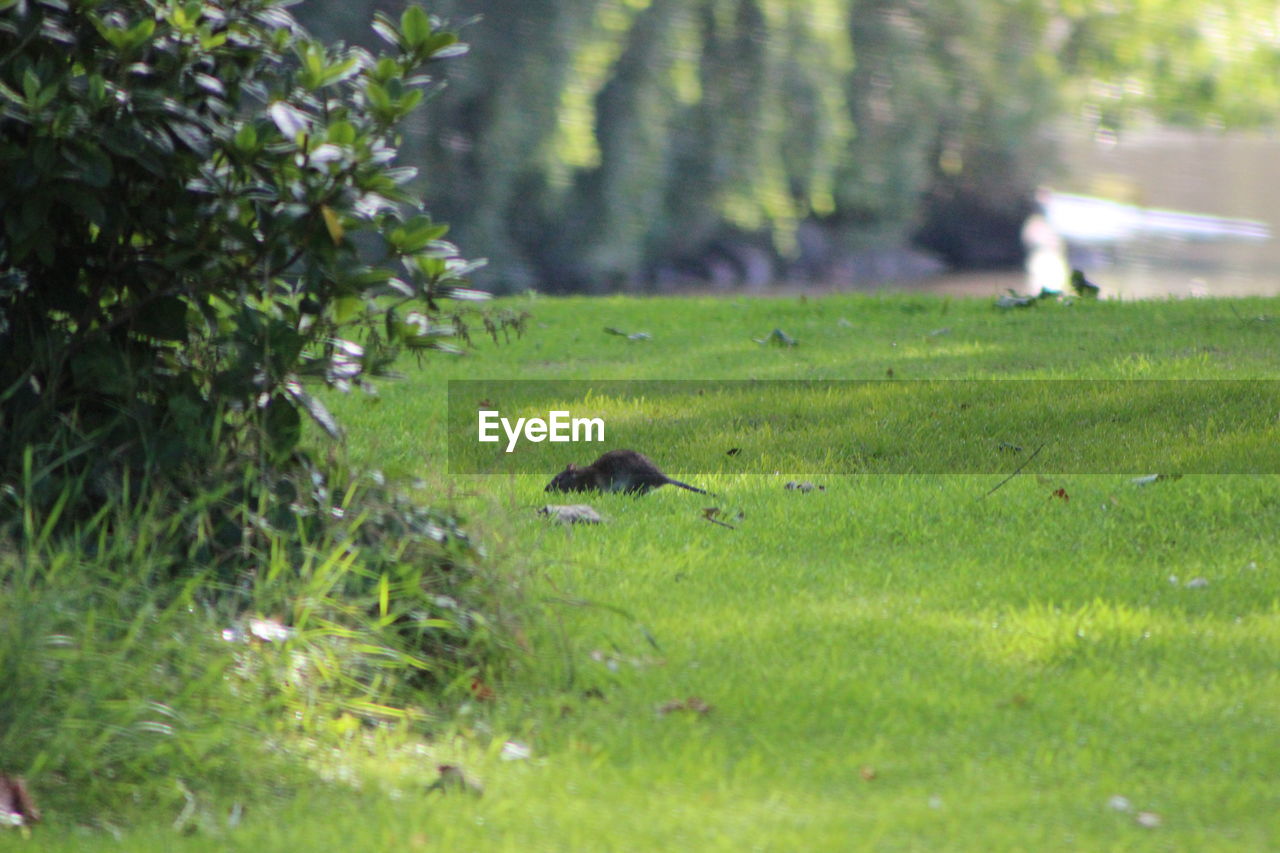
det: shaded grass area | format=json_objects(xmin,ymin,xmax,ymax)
[
  {"xmin": 336, "ymin": 292, "xmax": 1280, "ymax": 479},
  {"xmin": 445, "ymin": 378, "xmax": 1280, "ymax": 475},
  {"xmin": 18, "ymin": 293, "xmax": 1280, "ymax": 849}
]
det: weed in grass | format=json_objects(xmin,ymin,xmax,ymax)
[{"xmin": 0, "ymin": 445, "xmax": 525, "ymax": 835}]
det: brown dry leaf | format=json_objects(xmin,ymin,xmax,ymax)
[
  {"xmin": 469, "ymin": 677, "xmax": 496, "ymax": 702},
  {"xmin": 0, "ymin": 775, "xmax": 39, "ymax": 826},
  {"xmin": 428, "ymin": 764, "xmax": 483, "ymax": 797},
  {"xmin": 702, "ymin": 507, "xmax": 736, "ymax": 529},
  {"xmin": 657, "ymin": 696, "xmax": 713, "ymax": 716},
  {"xmin": 860, "ymin": 766, "xmax": 877, "ymax": 781}
]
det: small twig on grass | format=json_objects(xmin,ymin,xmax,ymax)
[
  {"xmin": 980, "ymin": 443, "xmax": 1045, "ymax": 500},
  {"xmin": 702, "ymin": 507, "xmax": 736, "ymax": 529}
]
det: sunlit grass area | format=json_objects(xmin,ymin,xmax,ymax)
[{"xmin": 24, "ymin": 292, "xmax": 1280, "ymax": 850}]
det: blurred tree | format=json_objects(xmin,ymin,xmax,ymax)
[
  {"xmin": 295, "ymin": 0, "xmax": 1280, "ymax": 291},
  {"xmin": 1059, "ymin": 0, "xmax": 1280, "ymax": 131}
]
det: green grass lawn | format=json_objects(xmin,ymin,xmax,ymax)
[{"xmin": 23, "ymin": 293, "xmax": 1280, "ymax": 850}]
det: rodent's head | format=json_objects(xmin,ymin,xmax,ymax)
[{"xmin": 545, "ymin": 463, "xmax": 583, "ymax": 492}]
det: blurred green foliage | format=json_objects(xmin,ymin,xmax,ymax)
[{"xmin": 300, "ymin": 0, "xmax": 1280, "ymax": 290}]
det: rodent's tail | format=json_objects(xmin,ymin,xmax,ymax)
[{"xmin": 670, "ymin": 479, "xmax": 710, "ymax": 495}]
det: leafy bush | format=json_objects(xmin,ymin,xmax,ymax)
[
  {"xmin": 0, "ymin": 0, "xmax": 517, "ymax": 497},
  {"xmin": 0, "ymin": 0, "xmax": 528, "ymax": 822},
  {"xmin": 0, "ymin": 0, "xmax": 526, "ymax": 636}
]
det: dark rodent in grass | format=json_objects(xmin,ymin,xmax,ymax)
[{"xmin": 545, "ymin": 449, "xmax": 709, "ymax": 495}]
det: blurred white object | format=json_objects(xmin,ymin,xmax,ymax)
[
  {"xmin": 500, "ymin": 740, "xmax": 532, "ymax": 761},
  {"xmin": 1022, "ymin": 210, "xmax": 1069, "ymax": 293},
  {"xmin": 222, "ymin": 619, "xmax": 297, "ymax": 643},
  {"xmin": 1044, "ymin": 191, "xmax": 1271, "ymax": 245}
]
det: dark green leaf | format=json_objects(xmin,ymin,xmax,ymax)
[
  {"xmin": 423, "ymin": 32, "xmax": 457, "ymax": 54},
  {"xmin": 168, "ymin": 121, "xmax": 212, "ymax": 156},
  {"xmin": 63, "ymin": 142, "xmax": 113, "ymax": 188},
  {"xmin": 327, "ymin": 121, "xmax": 356, "ymax": 145},
  {"xmin": 388, "ymin": 216, "xmax": 449, "ymax": 253},
  {"xmin": 264, "ymin": 395, "xmax": 302, "ymax": 458},
  {"xmin": 22, "ymin": 69, "xmax": 39, "ymax": 105},
  {"xmin": 233, "ymin": 123, "xmax": 258, "ymax": 151},
  {"xmin": 364, "ymin": 80, "xmax": 391, "ymax": 111},
  {"xmin": 133, "ymin": 295, "xmax": 189, "ymax": 341},
  {"xmin": 400, "ymin": 6, "xmax": 432, "ymax": 48},
  {"xmin": 321, "ymin": 57, "xmax": 361, "ymax": 87}
]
